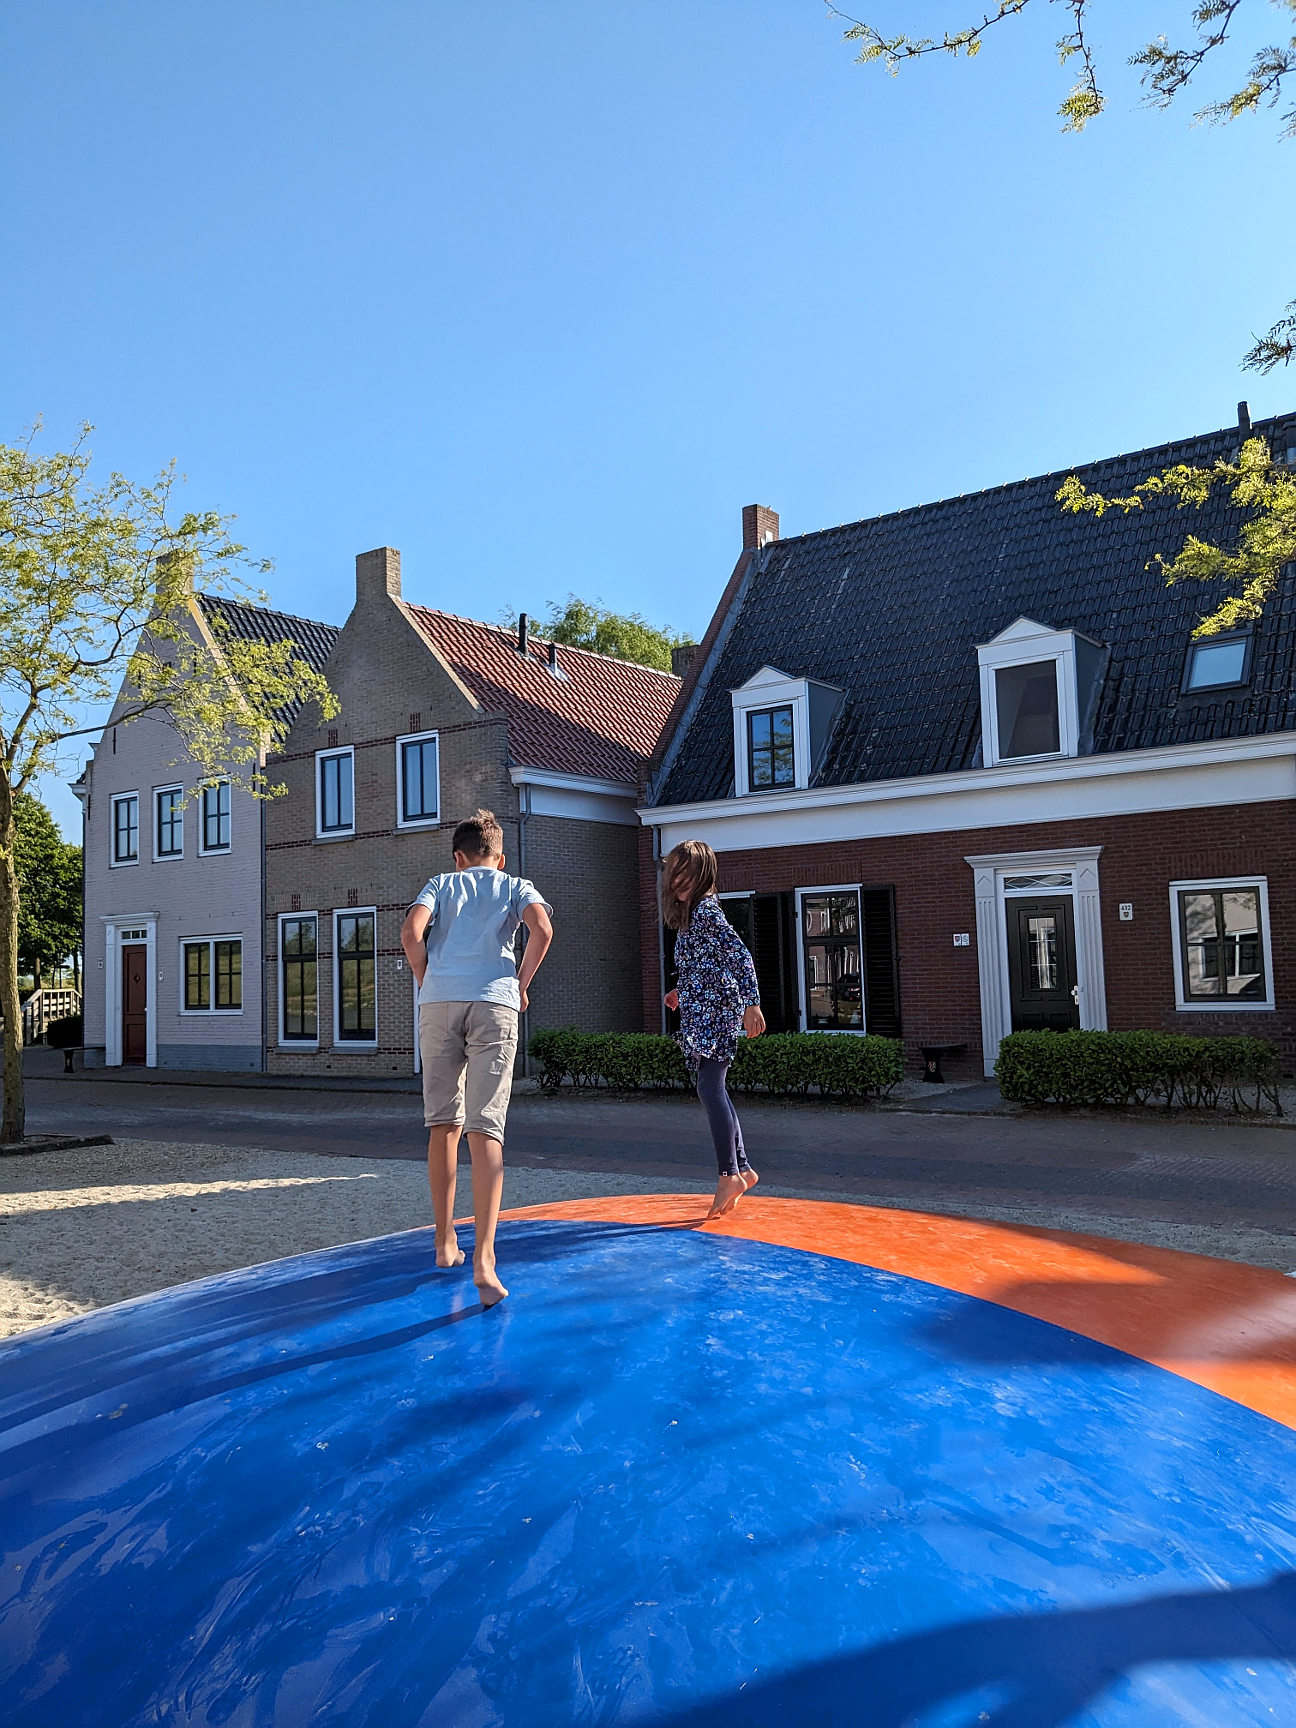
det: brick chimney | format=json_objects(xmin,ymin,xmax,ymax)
[
  {"xmin": 670, "ymin": 644, "xmax": 697, "ymax": 678},
  {"xmin": 355, "ymin": 546, "xmax": 401, "ymax": 606},
  {"xmin": 742, "ymin": 504, "xmax": 779, "ymax": 551}
]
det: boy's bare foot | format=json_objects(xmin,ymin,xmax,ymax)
[
  {"xmin": 474, "ymin": 1257, "xmax": 508, "ymax": 1308},
  {"xmin": 436, "ymin": 1236, "xmax": 465, "ymax": 1268},
  {"xmin": 706, "ymin": 1174, "xmax": 747, "ymax": 1218}
]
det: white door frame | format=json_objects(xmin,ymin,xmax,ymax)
[
  {"xmin": 102, "ymin": 914, "xmax": 158, "ymax": 1068},
  {"xmin": 965, "ymin": 847, "xmax": 1106, "ymax": 1075}
]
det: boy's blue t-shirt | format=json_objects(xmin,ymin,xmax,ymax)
[{"xmin": 411, "ymin": 867, "xmax": 551, "ymax": 1009}]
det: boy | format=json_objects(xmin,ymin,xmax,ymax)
[{"xmin": 400, "ymin": 808, "xmax": 553, "ymax": 1307}]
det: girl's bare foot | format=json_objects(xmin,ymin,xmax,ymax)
[
  {"xmin": 474, "ymin": 1257, "xmax": 508, "ymax": 1308},
  {"xmin": 435, "ymin": 1236, "xmax": 465, "ymax": 1268},
  {"xmin": 706, "ymin": 1174, "xmax": 747, "ymax": 1218},
  {"xmin": 740, "ymin": 1168, "xmax": 759, "ymax": 1194}
]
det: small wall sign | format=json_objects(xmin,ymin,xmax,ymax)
[
  {"xmin": 1119, "ymin": 903, "xmax": 1134, "ymax": 922},
  {"xmin": 952, "ymin": 933, "xmax": 971, "ymax": 947}
]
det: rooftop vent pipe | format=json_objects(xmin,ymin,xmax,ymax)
[
  {"xmin": 517, "ymin": 613, "xmax": 529, "ymax": 655},
  {"xmin": 548, "ymin": 640, "xmax": 559, "ymax": 672},
  {"xmin": 1238, "ymin": 400, "xmax": 1252, "ymax": 434}
]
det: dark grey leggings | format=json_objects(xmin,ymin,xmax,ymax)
[{"xmin": 695, "ymin": 1057, "xmax": 752, "ymax": 1178}]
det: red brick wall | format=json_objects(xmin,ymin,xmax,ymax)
[{"xmin": 639, "ymin": 802, "xmax": 1296, "ymax": 1073}]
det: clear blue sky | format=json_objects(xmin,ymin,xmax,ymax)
[{"xmin": 4, "ymin": 2, "xmax": 1293, "ymax": 835}]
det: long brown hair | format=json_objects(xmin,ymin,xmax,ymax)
[{"xmin": 661, "ymin": 839, "xmax": 718, "ymax": 931}]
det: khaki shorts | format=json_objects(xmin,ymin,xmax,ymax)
[{"xmin": 419, "ymin": 1001, "xmax": 519, "ymax": 1143}]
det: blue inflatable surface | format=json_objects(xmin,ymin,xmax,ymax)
[{"xmin": 1, "ymin": 1216, "xmax": 1294, "ymax": 1725}]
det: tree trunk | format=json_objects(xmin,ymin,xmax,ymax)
[{"xmin": 0, "ymin": 802, "xmax": 25, "ymax": 1144}]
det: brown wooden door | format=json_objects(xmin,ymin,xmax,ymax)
[
  {"xmin": 1007, "ymin": 898, "xmax": 1080, "ymax": 1033},
  {"xmin": 122, "ymin": 944, "xmax": 148, "ymax": 1064}
]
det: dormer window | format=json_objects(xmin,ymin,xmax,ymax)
[
  {"xmin": 730, "ymin": 667, "xmax": 843, "ymax": 796},
  {"xmin": 747, "ymin": 706, "xmax": 795, "ymax": 789},
  {"xmin": 1183, "ymin": 631, "xmax": 1251, "ymax": 694},
  {"xmin": 977, "ymin": 619, "xmax": 1104, "ymax": 769}
]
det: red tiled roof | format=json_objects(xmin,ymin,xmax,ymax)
[{"xmin": 403, "ymin": 605, "xmax": 680, "ymax": 785}]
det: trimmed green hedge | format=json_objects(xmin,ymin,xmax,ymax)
[
  {"xmin": 528, "ymin": 1028, "xmax": 904, "ymax": 1101},
  {"xmin": 995, "ymin": 1029, "xmax": 1282, "ymax": 1114}
]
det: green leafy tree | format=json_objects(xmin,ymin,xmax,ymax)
[
  {"xmin": 832, "ymin": 1, "xmax": 1296, "ymax": 630},
  {"xmin": 13, "ymin": 793, "xmax": 81, "ymax": 991},
  {"xmin": 0, "ymin": 427, "xmax": 339, "ymax": 1141},
  {"xmin": 506, "ymin": 596, "xmax": 693, "ymax": 673}
]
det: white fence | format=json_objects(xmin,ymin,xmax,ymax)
[{"xmin": 20, "ymin": 987, "xmax": 82, "ymax": 1045}]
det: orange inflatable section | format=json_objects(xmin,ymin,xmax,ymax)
[{"xmin": 501, "ymin": 1194, "xmax": 1296, "ymax": 1430}]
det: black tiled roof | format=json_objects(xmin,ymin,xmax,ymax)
[
  {"xmin": 198, "ymin": 594, "xmax": 340, "ymax": 725},
  {"xmin": 653, "ymin": 411, "xmax": 1296, "ymax": 807}
]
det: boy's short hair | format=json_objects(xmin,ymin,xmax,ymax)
[{"xmin": 453, "ymin": 808, "xmax": 504, "ymax": 860}]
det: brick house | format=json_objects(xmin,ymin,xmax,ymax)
[
  {"xmin": 638, "ymin": 409, "xmax": 1296, "ymax": 1076},
  {"xmin": 263, "ymin": 547, "xmax": 679, "ymax": 1076},
  {"xmin": 78, "ymin": 594, "xmax": 339, "ymax": 1069}
]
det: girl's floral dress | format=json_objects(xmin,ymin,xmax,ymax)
[{"xmin": 674, "ymin": 895, "xmax": 761, "ymax": 1067}]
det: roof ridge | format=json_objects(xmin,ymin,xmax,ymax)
[
  {"xmin": 403, "ymin": 600, "xmax": 681, "ymax": 680},
  {"xmin": 769, "ymin": 409, "xmax": 1296, "ymax": 548}
]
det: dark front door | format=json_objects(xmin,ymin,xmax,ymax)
[
  {"xmin": 122, "ymin": 944, "xmax": 148, "ymax": 1064},
  {"xmin": 1007, "ymin": 897, "xmax": 1080, "ymax": 1033}
]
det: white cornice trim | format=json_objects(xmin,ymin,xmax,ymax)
[
  {"xmin": 510, "ymin": 766, "xmax": 636, "ymax": 798},
  {"xmin": 640, "ymin": 731, "xmax": 1296, "ymax": 826}
]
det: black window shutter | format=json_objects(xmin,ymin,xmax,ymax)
[
  {"xmin": 860, "ymin": 887, "xmax": 901, "ymax": 1038},
  {"xmin": 718, "ymin": 894, "xmax": 798, "ymax": 1033}
]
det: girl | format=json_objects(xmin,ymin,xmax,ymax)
[{"xmin": 662, "ymin": 839, "xmax": 766, "ymax": 1218}]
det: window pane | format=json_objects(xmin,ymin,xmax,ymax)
[
  {"xmin": 337, "ymin": 912, "xmax": 375, "ymax": 1039},
  {"xmin": 321, "ymin": 754, "xmax": 353, "ymax": 831},
  {"xmin": 1026, "ymin": 915, "xmax": 1059, "ymax": 991},
  {"xmin": 215, "ymin": 941, "xmax": 242, "ymax": 1010},
  {"xmin": 801, "ymin": 891, "xmax": 864, "ymax": 1029},
  {"xmin": 995, "ymin": 661, "xmax": 1060, "ymax": 758},
  {"xmin": 156, "ymin": 789, "xmax": 182, "ymax": 856},
  {"xmin": 114, "ymin": 797, "xmax": 138, "ymax": 862},
  {"xmin": 1003, "ymin": 872, "xmax": 1072, "ymax": 891},
  {"xmin": 1187, "ymin": 639, "xmax": 1247, "ymax": 690},
  {"xmin": 184, "ymin": 942, "xmax": 210, "ymax": 1010},
  {"xmin": 748, "ymin": 706, "xmax": 795, "ymax": 789},
  {"xmin": 1179, "ymin": 887, "xmax": 1265, "ymax": 1001},
  {"xmin": 281, "ymin": 917, "xmax": 317, "ymax": 1039},
  {"xmin": 203, "ymin": 782, "xmax": 230, "ymax": 850},
  {"xmin": 402, "ymin": 738, "xmax": 438, "ymax": 822},
  {"xmin": 1221, "ymin": 889, "xmax": 1264, "ymax": 998}
]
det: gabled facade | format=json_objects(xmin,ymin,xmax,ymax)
[
  {"xmin": 640, "ymin": 407, "xmax": 1296, "ymax": 1075},
  {"xmin": 79, "ymin": 594, "xmax": 339, "ymax": 1069},
  {"xmin": 262, "ymin": 548, "xmax": 678, "ymax": 1077}
]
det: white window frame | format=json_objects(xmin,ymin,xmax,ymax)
[
  {"xmin": 277, "ymin": 910, "xmax": 320, "ymax": 1047},
  {"xmin": 1168, "ymin": 876, "xmax": 1274, "ymax": 1012},
  {"xmin": 333, "ymin": 906, "xmax": 378, "ymax": 1047},
  {"xmin": 110, "ymin": 791, "xmax": 140, "ymax": 867},
  {"xmin": 316, "ymin": 747, "xmax": 356, "ymax": 840},
  {"xmin": 198, "ymin": 779, "xmax": 232, "ymax": 856},
  {"xmin": 153, "ymin": 784, "xmax": 184, "ymax": 861},
  {"xmin": 732, "ymin": 668, "xmax": 811, "ymax": 796},
  {"xmin": 977, "ymin": 620, "xmax": 1084, "ymax": 767},
  {"xmin": 793, "ymin": 883, "xmax": 867, "ymax": 1036},
  {"xmin": 395, "ymin": 730, "xmax": 441, "ymax": 830},
  {"xmin": 179, "ymin": 934, "xmax": 245, "ymax": 1016}
]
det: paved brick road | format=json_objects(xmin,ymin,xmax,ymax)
[{"xmin": 24, "ymin": 1073, "xmax": 1296, "ymax": 1238}]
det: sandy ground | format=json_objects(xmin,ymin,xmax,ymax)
[{"xmin": 3, "ymin": 1137, "xmax": 1294, "ymax": 1341}]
